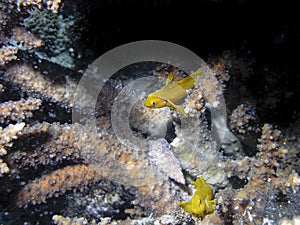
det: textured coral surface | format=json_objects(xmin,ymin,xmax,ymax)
[{"xmin": 0, "ymin": 0, "xmax": 299, "ymax": 224}]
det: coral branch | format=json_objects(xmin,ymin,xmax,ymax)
[
  {"xmin": 0, "ymin": 46, "xmax": 18, "ymax": 66},
  {"xmin": 15, "ymin": 0, "xmax": 62, "ymax": 13},
  {"xmin": 0, "ymin": 122, "xmax": 25, "ymax": 176},
  {"xmin": 219, "ymin": 124, "xmax": 297, "ymax": 224},
  {"xmin": 0, "ymin": 97, "xmax": 42, "ymax": 123},
  {"xmin": 7, "ymin": 122, "xmax": 81, "ymax": 170},
  {"xmin": 16, "ymin": 164, "xmax": 97, "ymax": 206},
  {"xmin": 4, "ymin": 64, "xmax": 75, "ymax": 106}
]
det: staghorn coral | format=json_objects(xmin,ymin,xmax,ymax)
[
  {"xmin": 183, "ymin": 85, "xmax": 205, "ymax": 118},
  {"xmin": 0, "ymin": 57, "xmax": 239, "ymax": 224},
  {"xmin": 0, "ymin": 97, "xmax": 41, "ymax": 175},
  {"xmin": 6, "ymin": 121, "xmax": 178, "ymax": 217},
  {"xmin": 15, "ymin": 0, "xmax": 62, "ymax": 13},
  {"xmin": 16, "ymin": 164, "xmax": 97, "ymax": 206},
  {"xmin": 52, "ymin": 214, "xmax": 107, "ymax": 225},
  {"xmin": 229, "ymin": 104, "xmax": 257, "ymax": 135},
  {"xmin": 4, "ymin": 64, "xmax": 76, "ymax": 107},
  {"xmin": 0, "ymin": 3, "xmax": 298, "ymax": 222},
  {"xmin": 218, "ymin": 123, "xmax": 300, "ymax": 225},
  {"xmin": 195, "ymin": 61, "xmax": 226, "ymax": 109},
  {"xmin": 0, "ymin": 158, "xmax": 10, "ymax": 176},
  {"xmin": 1, "ymin": 42, "xmax": 297, "ymax": 224},
  {"xmin": 0, "ymin": 122, "xmax": 25, "ymax": 176},
  {"xmin": 0, "ymin": 97, "xmax": 42, "ymax": 123},
  {"xmin": 0, "ymin": 46, "xmax": 18, "ymax": 66},
  {"xmin": 1, "ymin": 55, "xmax": 298, "ymax": 224},
  {"xmin": 256, "ymin": 124, "xmax": 289, "ymax": 172},
  {"xmin": 7, "ymin": 122, "xmax": 82, "ymax": 172},
  {"xmin": 0, "ymin": 123, "xmax": 26, "ymax": 154}
]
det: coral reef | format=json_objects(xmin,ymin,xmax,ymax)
[
  {"xmin": 218, "ymin": 123, "xmax": 299, "ymax": 224},
  {"xmin": 16, "ymin": 164, "xmax": 96, "ymax": 206},
  {"xmin": 0, "ymin": 0, "xmax": 299, "ymax": 224}
]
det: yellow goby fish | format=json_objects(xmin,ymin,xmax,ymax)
[
  {"xmin": 178, "ymin": 176, "xmax": 215, "ymax": 218},
  {"xmin": 144, "ymin": 69, "xmax": 202, "ymax": 117}
]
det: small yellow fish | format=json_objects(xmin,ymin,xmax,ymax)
[
  {"xmin": 144, "ymin": 69, "xmax": 203, "ymax": 117},
  {"xmin": 178, "ymin": 176, "xmax": 215, "ymax": 218}
]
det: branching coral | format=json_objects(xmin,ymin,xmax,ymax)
[
  {"xmin": 0, "ymin": 56, "xmax": 237, "ymax": 223},
  {"xmin": 229, "ymin": 104, "xmax": 257, "ymax": 135},
  {"xmin": 3, "ymin": 121, "xmax": 177, "ymax": 217},
  {"xmin": 52, "ymin": 214, "xmax": 101, "ymax": 225},
  {"xmin": 218, "ymin": 123, "xmax": 299, "ymax": 224},
  {"xmin": 6, "ymin": 122, "xmax": 82, "ymax": 172},
  {"xmin": 0, "ymin": 97, "xmax": 42, "ymax": 123},
  {"xmin": 4, "ymin": 64, "xmax": 76, "ymax": 107},
  {"xmin": 0, "ymin": 122, "xmax": 25, "ymax": 176},
  {"xmin": 0, "ymin": 46, "xmax": 18, "ymax": 66},
  {"xmin": 16, "ymin": 164, "xmax": 97, "ymax": 206},
  {"xmin": 0, "ymin": 2, "xmax": 298, "ymax": 223},
  {"xmin": 15, "ymin": 0, "xmax": 62, "ymax": 13},
  {"xmin": 0, "ymin": 97, "xmax": 42, "ymax": 174}
]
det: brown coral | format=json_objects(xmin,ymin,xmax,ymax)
[
  {"xmin": 7, "ymin": 122, "xmax": 81, "ymax": 171},
  {"xmin": 6, "ymin": 121, "xmax": 177, "ymax": 217},
  {"xmin": 0, "ymin": 97, "xmax": 42, "ymax": 123},
  {"xmin": 0, "ymin": 122, "xmax": 25, "ymax": 176},
  {"xmin": 219, "ymin": 124, "xmax": 298, "ymax": 225},
  {"xmin": 4, "ymin": 64, "xmax": 76, "ymax": 107},
  {"xmin": 229, "ymin": 104, "xmax": 257, "ymax": 135},
  {"xmin": 15, "ymin": 0, "xmax": 62, "ymax": 13},
  {"xmin": 52, "ymin": 214, "xmax": 100, "ymax": 225},
  {"xmin": 0, "ymin": 46, "xmax": 18, "ymax": 66},
  {"xmin": 16, "ymin": 164, "xmax": 97, "ymax": 206}
]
